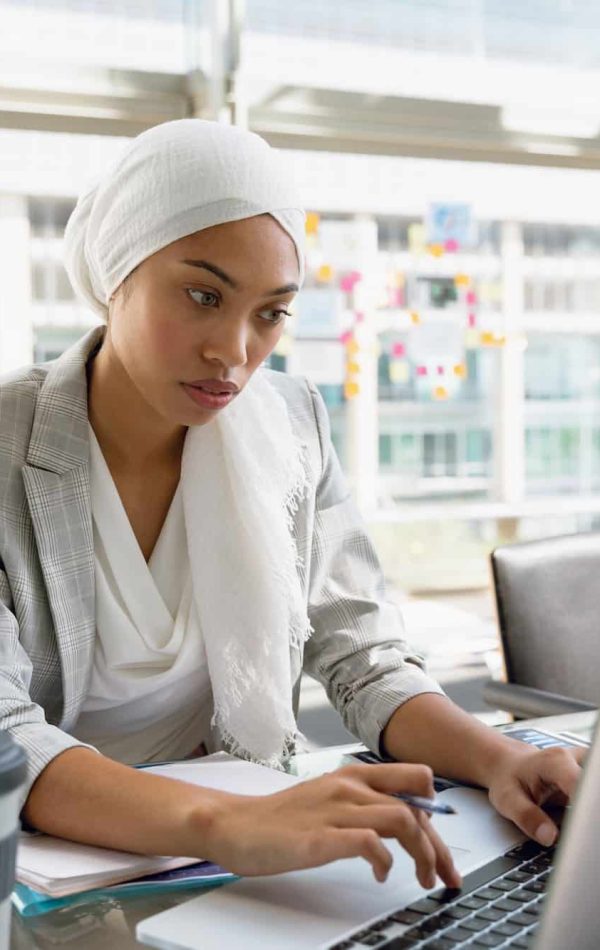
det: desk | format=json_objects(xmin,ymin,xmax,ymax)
[{"xmin": 10, "ymin": 710, "xmax": 596, "ymax": 950}]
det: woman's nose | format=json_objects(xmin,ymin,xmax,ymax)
[{"xmin": 201, "ymin": 319, "xmax": 248, "ymax": 368}]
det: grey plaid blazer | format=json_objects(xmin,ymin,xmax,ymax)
[{"xmin": 0, "ymin": 327, "xmax": 442, "ymax": 801}]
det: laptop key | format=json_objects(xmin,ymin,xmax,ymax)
[
  {"xmin": 471, "ymin": 934, "xmax": 505, "ymax": 947},
  {"xmin": 491, "ymin": 921, "xmax": 521, "ymax": 937},
  {"xmin": 524, "ymin": 880, "xmax": 546, "ymax": 894},
  {"xmin": 407, "ymin": 898, "xmax": 443, "ymax": 914},
  {"xmin": 511, "ymin": 889, "xmax": 536, "ymax": 903},
  {"xmin": 492, "ymin": 897, "xmax": 522, "ymax": 912},
  {"xmin": 511, "ymin": 911, "xmax": 538, "ymax": 927},
  {"xmin": 461, "ymin": 916, "xmax": 488, "ymax": 932},
  {"xmin": 490, "ymin": 878, "xmax": 517, "ymax": 891},
  {"xmin": 387, "ymin": 911, "xmax": 422, "ymax": 926},
  {"xmin": 444, "ymin": 926, "xmax": 476, "ymax": 943},
  {"xmin": 419, "ymin": 939, "xmax": 456, "ymax": 950},
  {"xmin": 357, "ymin": 935, "xmax": 386, "ymax": 946},
  {"xmin": 457, "ymin": 896, "xmax": 486, "ymax": 910},
  {"xmin": 442, "ymin": 905, "xmax": 471, "ymax": 920},
  {"xmin": 477, "ymin": 907, "xmax": 504, "ymax": 922},
  {"xmin": 474, "ymin": 887, "xmax": 504, "ymax": 901},
  {"xmin": 330, "ymin": 942, "xmax": 356, "ymax": 950},
  {"xmin": 379, "ymin": 939, "xmax": 414, "ymax": 950},
  {"xmin": 511, "ymin": 937, "xmax": 534, "ymax": 949},
  {"xmin": 505, "ymin": 870, "xmax": 534, "ymax": 883}
]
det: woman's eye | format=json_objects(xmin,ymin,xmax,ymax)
[
  {"xmin": 257, "ymin": 308, "xmax": 291, "ymax": 325},
  {"xmin": 188, "ymin": 289, "xmax": 219, "ymax": 307}
]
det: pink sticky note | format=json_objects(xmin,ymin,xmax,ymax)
[
  {"xmin": 468, "ymin": 313, "xmax": 477, "ymax": 327},
  {"xmin": 340, "ymin": 330, "xmax": 353, "ymax": 344},
  {"xmin": 437, "ymin": 365, "xmax": 445, "ymax": 375},
  {"xmin": 466, "ymin": 291, "xmax": 477, "ymax": 305},
  {"xmin": 392, "ymin": 342, "xmax": 405, "ymax": 358},
  {"xmin": 340, "ymin": 271, "xmax": 362, "ymax": 293},
  {"xmin": 355, "ymin": 311, "xmax": 365, "ymax": 324},
  {"xmin": 444, "ymin": 238, "xmax": 459, "ymax": 253},
  {"xmin": 416, "ymin": 365, "xmax": 428, "ymax": 377}
]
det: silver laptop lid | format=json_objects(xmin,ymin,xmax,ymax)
[{"xmin": 535, "ymin": 718, "xmax": 600, "ymax": 950}]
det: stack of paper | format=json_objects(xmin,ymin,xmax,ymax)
[{"xmin": 16, "ymin": 753, "xmax": 300, "ymax": 899}]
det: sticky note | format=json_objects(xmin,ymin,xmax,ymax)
[
  {"xmin": 317, "ymin": 264, "xmax": 333, "ymax": 283},
  {"xmin": 305, "ymin": 212, "xmax": 320, "ymax": 235}
]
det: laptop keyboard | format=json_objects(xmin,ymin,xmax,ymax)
[{"xmin": 327, "ymin": 839, "xmax": 553, "ymax": 950}]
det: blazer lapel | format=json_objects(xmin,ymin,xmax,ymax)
[{"xmin": 22, "ymin": 327, "xmax": 103, "ymax": 730}]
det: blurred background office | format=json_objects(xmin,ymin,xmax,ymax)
[{"xmin": 1, "ymin": 0, "xmax": 599, "ymax": 741}]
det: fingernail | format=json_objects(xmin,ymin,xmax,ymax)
[
  {"xmin": 535, "ymin": 822, "xmax": 557, "ymax": 847},
  {"xmin": 426, "ymin": 872, "xmax": 436, "ymax": 889}
]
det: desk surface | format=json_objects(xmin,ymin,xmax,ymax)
[{"xmin": 10, "ymin": 711, "xmax": 596, "ymax": 950}]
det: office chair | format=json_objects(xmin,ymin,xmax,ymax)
[{"xmin": 483, "ymin": 531, "xmax": 599, "ymax": 719}]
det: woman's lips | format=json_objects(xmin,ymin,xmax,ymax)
[{"xmin": 181, "ymin": 382, "xmax": 237, "ymax": 410}]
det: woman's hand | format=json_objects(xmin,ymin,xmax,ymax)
[
  {"xmin": 196, "ymin": 762, "xmax": 462, "ymax": 888},
  {"xmin": 487, "ymin": 744, "xmax": 586, "ymax": 846}
]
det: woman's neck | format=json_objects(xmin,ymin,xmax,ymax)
[{"xmin": 87, "ymin": 337, "xmax": 186, "ymax": 473}]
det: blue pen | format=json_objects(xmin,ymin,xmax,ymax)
[{"xmin": 394, "ymin": 792, "xmax": 457, "ymax": 816}]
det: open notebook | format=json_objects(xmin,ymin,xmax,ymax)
[{"xmin": 17, "ymin": 753, "xmax": 300, "ymax": 898}]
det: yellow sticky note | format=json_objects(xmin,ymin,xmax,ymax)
[
  {"xmin": 317, "ymin": 264, "xmax": 334, "ymax": 283},
  {"xmin": 346, "ymin": 360, "xmax": 361, "ymax": 375},
  {"xmin": 428, "ymin": 243, "xmax": 444, "ymax": 258},
  {"xmin": 453, "ymin": 363, "xmax": 467, "ymax": 378},
  {"xmin": 454, "ymin": 273, "xmax": 471, "ymax": 287},
  {"xmin": 433, "ymin": 385, "xmax": 449, "ymax": 400},
  {"xmin": 344, "ymin": 381, "xmax": 360, "ymax": 399},
  {"xmin": 410, "ymin": 311, "xmax": 421, "ymax": 325},
  {"xmin": 305, "ymin": 212, "xmax": 320, "ymax": 235},
  {"xmin": 345, "ymin": 339, "xmax": 360, "ymax": 355}
]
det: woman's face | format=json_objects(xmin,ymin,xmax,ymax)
[{"xmin": 107, "ymin": 215, "xmax": 300, "ymax": 426}]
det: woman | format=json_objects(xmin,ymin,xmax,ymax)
[{"xmin": 0, "ymin": 120, "xmax": 580, "ymax": 891}]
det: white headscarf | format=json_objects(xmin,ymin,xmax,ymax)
[
  {"xmin": 64, "ymin": 119, "xmax": 311, "ymax": 767},
  {"xmin": 64, "ymin": 118, "xmax": 305, "ymax": 319}
]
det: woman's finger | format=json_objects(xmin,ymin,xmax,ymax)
[
  {"xmin": 340, "ymin": 762, "xmax": 435, "ymax": 799},
  {"xmin": 341, "ymin": 801, "xmax": 453, "ymax": 890},
  {"xmin": 494, "ymin": 785, "xmax": 559, "ymax": 847},
  {"xmin": 307, "ymin": 827, "xmax": 394, "ymax": 882},
  {"xmin": 415, "ymin": 809, "xmax": 462, "ymax": 889}
]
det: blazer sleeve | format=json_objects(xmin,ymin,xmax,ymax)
[
  {"xmin": 302, "ymin": 381, "xmax": 445, "ymax": 755},
  {"xmin": 0, "ymin": 565, "xmax": 96, "ymax": 809}
]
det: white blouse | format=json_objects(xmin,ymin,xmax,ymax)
[{"xmin": 72, "ymin": 427, "xmax": 212, "ymax": 765}]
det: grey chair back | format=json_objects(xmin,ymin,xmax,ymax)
[{"xmin": 492, "ymin": 531, "xmax": 600, "ymax": 706}]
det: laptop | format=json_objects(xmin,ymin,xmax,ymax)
[{"xmin": 137, "ymin": 723, "xmax": 599, "ymax": 950}]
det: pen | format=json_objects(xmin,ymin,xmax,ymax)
[{"xmin": 394, "ymin": 792, "xmax": 457, "ymax": 816}]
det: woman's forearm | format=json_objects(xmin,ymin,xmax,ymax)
[
  {"xmin": 21, "ymin": 746, "xmax": 464, "ymax": 889},
  {"xmin": 381, "ymin": 693, "xmax": 529, "ymax": 788},
  {"xmin": 22, "ymin": 747, "xmax": 218, "ymax": 857}
]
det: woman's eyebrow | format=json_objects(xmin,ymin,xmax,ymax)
[{"xmin": 181, "ymin": 259, "xmax": 298, "ymax": 297}]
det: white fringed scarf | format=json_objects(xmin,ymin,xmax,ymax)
[
  {"xmin": 182, "ymin": 371, "xmax": 312, "ymax": 766},
  {"xmin": 63, "ymin": 118, "xmax": 310, "ymax": 765}
]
